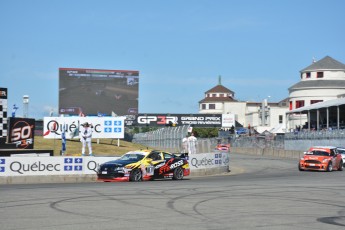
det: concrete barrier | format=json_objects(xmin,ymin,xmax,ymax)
[
  {"xmin": 0, "ymin": 152, "xmax": 230, "ymax": 184},
  {"xmin": 231, "ymin": 147, "xmax": 302, "ymax": 159}
]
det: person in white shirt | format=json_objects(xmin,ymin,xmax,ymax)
[
  {"xmin": 187, "ymin": 133, "xmax": 198, "ymax": 154},
  {"xmin": 182, "ymin": 135, "xmax": 188, "ymax": 153},
  {"xmin": 80, "ymin": 122, "xmax": 93, "ymax": 156}
]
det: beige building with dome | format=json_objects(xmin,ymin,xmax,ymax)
[
  {"xmin": 288, "ymin": 56, "xmax": 345, "ymax": 129},
  {"xmin": 198, "ymin": 56, "xmax": 345, "ymax": 133},
  {"xmin": 198, "ymin": 77, "xmax": 289, "ymax": 133}
]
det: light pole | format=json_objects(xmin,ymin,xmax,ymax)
[{"xmin": 23, "ymin": 95, "xmax": 29, "ymax": 118}]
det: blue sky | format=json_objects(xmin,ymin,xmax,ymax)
[{"xmin": 1, "ymin": 0, "xmax": 345, "ymax": 119}]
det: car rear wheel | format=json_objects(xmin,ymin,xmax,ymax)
[
  {"xmin": 327, "ymin": 163, "xmax": 333, "ymax": 172},
  {"xmin": 172, "ymin": 167, "xmax": 184, "ymax": 180},
  {"xmin": 129, "ymin": 169, "xmax": 142, "ymax": 182},
  {"xmin": 339, "ymin": 161, "xmax": 343, "ymax": 171}
]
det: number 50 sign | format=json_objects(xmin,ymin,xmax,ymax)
[{"xmin": 8, "ymin": 118, "xmax": 35, "ymax": 149}]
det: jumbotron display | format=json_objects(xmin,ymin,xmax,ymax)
[{"xmin": 59, "ymin": 68, "xmax": 139, "ymax": 116}]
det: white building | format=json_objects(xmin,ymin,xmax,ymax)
[
  {"xmin": 288, "ymin": 56, "xmax": 345, "ymax": 129},
  {"xmin": 198, "ymin": 77, "xmax": 289, "ymax": 133}
]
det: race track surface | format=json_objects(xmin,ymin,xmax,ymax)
[{"xmin": 1, "ymin": 153, "xmax": 345, "ymax": 230}]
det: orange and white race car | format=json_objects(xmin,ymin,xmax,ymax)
[{"xmin": 299, "ymin": 146, "xmax": 344, "ymax": 172}]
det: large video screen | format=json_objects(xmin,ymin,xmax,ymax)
[{"xmin": 59, "ymin": 68, "xmax": 139, "ymax": 116}]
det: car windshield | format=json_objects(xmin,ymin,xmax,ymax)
[
  {"xmin": 306, "ymin": 150, "xmax": 330, "ymax": 156},
  {"xmin": 120, "ymin": 153, "xmax": 145, "ymax": 161}
]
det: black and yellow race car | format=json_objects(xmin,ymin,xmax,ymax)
[{"xmin": 97, "ymin": 150, "xmax": 190, "ymax": 182}]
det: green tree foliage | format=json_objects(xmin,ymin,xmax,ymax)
[{"xmin": 192, "ymin": 127, "xmax": 218, "ymax": 138}]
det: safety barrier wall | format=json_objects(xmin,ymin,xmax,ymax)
[
  {"xmin": 0, "ymin": 152, "xmax": 230, "ymax": 184},
  {"xmin": 231, "ymin": 147, "xmax": 303, "ymax": 159}
]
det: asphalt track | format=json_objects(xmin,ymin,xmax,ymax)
[{"xmin": 1, "ymin": 153, "xmax": 345, "ymax": 230}]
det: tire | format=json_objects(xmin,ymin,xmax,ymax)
[
  {"xmin": 339, "ymin": 161, "xmax": 343, "ymax": 171},
  {"xmin": 327, "ymin": 163, "xmax": 333, "ymax": 172},
  {"xmin": 298, "ymin": 163, "xmax": 304, "ymax": 171},
  {"xmin": 172, "ymin": 167, "xmax": 184, "ymax": 180},
  {"xmin": 129, "ymin": 169, "xmax": 142, "ymax": 182}
]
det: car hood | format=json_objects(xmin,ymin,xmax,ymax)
[
  {"xmin": 102, "ymin": 159, "xmax": 140, "ymax": 167},
  {"xmin": 303, "ymin": 155, "xmax": 330, "ymax": 161}
]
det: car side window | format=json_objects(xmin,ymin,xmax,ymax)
[
  {"xmin": 330, "ymin": 149, "xmax": 336, "ymax": 156},
  {"xmin": 163, "ymin": 152, "xmax": 172, "ymax": 160},
  {"xmin": 149, "ymin": 152, "xmax": 162, "ymax": 161}
]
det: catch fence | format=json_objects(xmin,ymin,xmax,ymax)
[{"xmin": 132, "ymin": 125, "xmax": 220, "ymax": 154}]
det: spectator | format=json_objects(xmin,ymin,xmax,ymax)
[
  {"xmin": 182, "ymin": 135, "xmax": 188, "ymax": 153},
  {"xmin": 188, "ymin": 133, "xmax": 198, "ymax": 154},
  {"xmin": 80, "ymin": 122, "xmax": 93, "ymax": 156}
]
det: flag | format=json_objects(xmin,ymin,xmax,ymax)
[
  {"xmin": 12, "ymin": 104, "xmax": 19, "ymax": 118},
  {"xmin": 61, "ymin": 125, "xmax": 66, "ymax": 155}
]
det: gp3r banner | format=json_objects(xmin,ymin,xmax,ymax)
[
  {"xmin": 43, "ymin": 117, "xmax": 125, "ymax": 139},
  {"xmin": 125, "ymin": 114, "xmax": 222, "ymax": 127},
  {"xmin": 8, "ymin": 117, "xmax": 35, "ymax": 149}
]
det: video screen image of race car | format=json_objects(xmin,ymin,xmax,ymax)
[{"xmin": 97, "ymin": 150, "xmax": 190, "ymax": 182}]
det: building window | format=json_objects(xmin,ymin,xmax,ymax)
[
  {"xmin": 202, "ymin": 104, "xmax": 206, "ymax": 109},
  {"xmin": 317, "ymin": 72, "xmax": 323, "ymax": 78},
  {"xmin": 279, "ymin": 115, "xmax": 283, "ymax": 124},
  {"xmin": 295, "ymin": 100, "xmax": 305, "ymax": 109},
  {"xmin": 306, "ymin": 72, "xmax": 311, "ymax": 78},
  {"xmin": 209, "ymin": 104, "xmax": 215, "ymax": 109},
  {"xmin": 311, "ymin": 100, "xmax": 323, "ymax": 104},
  {"xmin": 212, "ymin": 94, "xmax": 216, "ymax": 97},
  {"xmin": 289, "ymin": 101, "xmax": 292, "ymax": 110}
]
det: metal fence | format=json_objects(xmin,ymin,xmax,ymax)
[
  {"xmin": 230, "ymin": 135, "xmax": 285, "ymax": 149},
  {"xmin": 133, "ymin": 126, "xmax": 345, "ymax": 153},
  {"xmin": 132, "ymin": 125, "xmax": 190, "ymax": 153},
  {"xmin": 132, "ymin": 125, "xmax": 223, "ymax": 154}
]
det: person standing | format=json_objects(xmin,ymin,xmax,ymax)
[
  {"xmin": 80, "ymin": 122, "xmax": 93, "ymax": 156},
  {"xmin": 182, "ymin": 135, "xmax": 188, "ymax": 153},
  {"xmin": 187, "ymin": 133, "xmax": 198, "ymax": 154}
]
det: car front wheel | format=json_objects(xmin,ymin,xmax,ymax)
[
  {"xmin": 327, "ymin": 163, "xmax": 333, "ymax": 172},
  {"xmin": 172, "ymin": 167, "xmax": 184, "ymax": 180},
  {"xmin": 298, "ymin": 163, "xmax": 304, "ymax": 171},
  {"xmin": 129, "ymin": 169, "xmax": 142, "ymax": 182}
]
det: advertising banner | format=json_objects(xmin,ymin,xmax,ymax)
[
  {"xmin": 188, "ymin": 152, "xmax": 230, "ymax": 170},
  {"xmin": 43, "ymin": 117, "xmax": 125, "ymax": 139},
  {"xmin": 125, "ymin": 114, "xmax": 222, "ymax": 127},
  {"xmin": 221, "ymin": 113, "xmax": 235, "ymax": 128},
  {"xmin": 0, "ymin": 156, "xmax": 119, "ymax": 176},
  {"xmin": 8, "ymin": 117, "xmax": 35, "ymax": 149}
]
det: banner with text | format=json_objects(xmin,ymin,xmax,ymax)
[
  {"xmin": 125, "ymin": 114, "xmax": 223, "ymax": 127},
  {"xmin": 43, "ymin": 117, "xmax": 125, "ymax": 139},
  {"xmin": 0, "ymin": 156, "xmax": 119, "ymax": 176}
]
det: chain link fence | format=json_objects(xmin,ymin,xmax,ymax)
[
  {"xmin": 132, "ymin": 125, "xmax": 190, "ymax": 153},
  {"xmin": 132, "ymin": 125, "xmax": 223, "ymax": 154},
  {"xmin": 133, "ymin": 126, "xmax": 345, "ymax": 153}
]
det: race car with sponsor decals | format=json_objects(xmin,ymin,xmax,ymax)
[
  {"xmin": 215, "ymin": 144, "xmax": 230, "ymax": 151},
  {"xmin": 299, "ymin": 146, "xmax": 343, "ymax": 172},
  {"xmin": 97, "ymin": 150, "xmax": 190, "ymax": 182}
]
